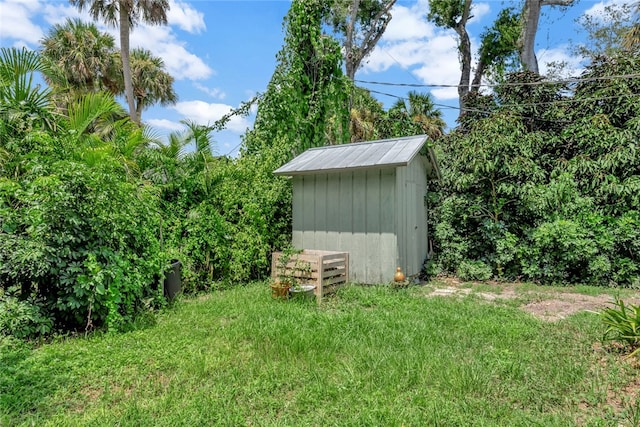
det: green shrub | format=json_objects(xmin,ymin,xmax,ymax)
[
  {"xmin": 0, "ymin": 161, "xmax": 164, "ymax": 332},
  {"xmin": 431, "ymin": 54, "xmax": 640, "ymax": 288},
  {"xmin": 160, "ymin": 154, "xmax": 292, "ymax": 290},
  {"xmin": 0, "ymin": 292, "xmax": 52, "ymax": 339},
  {"xmin": 456, "ymin": 260, "xmax": 493, "ymax": 281}
]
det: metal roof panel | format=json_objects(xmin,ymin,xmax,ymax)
[{"xmin": 273, "ymin": 135, "xmax": 429, "ymax": 175}]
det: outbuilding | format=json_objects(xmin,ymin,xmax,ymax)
[{"xmin": 274, "ymin": 134, "xmax": 440, "ymax": 284}]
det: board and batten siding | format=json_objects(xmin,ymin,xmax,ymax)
[
  {"xmin": 292, "ymin": 168, "xmax": 398, "ymax": 284},
  {"xmin": 395, "ymin": 157, "xmax": 429, "ymax": 281}
]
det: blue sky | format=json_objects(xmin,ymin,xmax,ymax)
[{"xmin": 0, "ymin": 0, "xmax": 624, "ymax": 156}]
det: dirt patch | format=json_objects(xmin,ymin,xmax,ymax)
[
  {"xmin": 521, "ymin": 294, "xmax": 613, "ymax": 322},
  {"xmin": 425, "ymin": 279, "xmax": 640, "ymax": 322}
]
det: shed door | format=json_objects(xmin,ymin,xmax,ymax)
[{"xmin": 405, "ymin": 180, "xmax": 419, "ymax": 274}]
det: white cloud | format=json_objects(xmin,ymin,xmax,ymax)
[
  {"xmin": 469, "ymin": 2, "xmax": 491, "ymax": 24},
  {"xmin": 363, "ymin": 32, "xmax": 462, "ymax": 101},
  {"xmin": 167, "ymin": 0, "xmax": 205, "ymax": 34},
  {"xmin": 361, "ymin": 0, "xmax": 464, "ymax": 102},
  {"xmin": 146, "ymin": 118, "xmax": 184, "ymax": 132},
  {"xmin": 41, "ymin": 2, "xmax": 84, "ymax": 27},
  {"xmin": 0, "ymin": 0, "xmax": 44, "ymax": 45},
  {"xmin": 412, "ymin": 35, "xmax": 461, "ymax": 100},
  {"xmin": 582, "ymin": 0, "xmax": 628, "ymax": 21},
  {"xmin": 383, "ymin": 2, "xmax": 434, "ymax": 41},
  {"xmin": 194, "ymin": 83, "xmax": 226, "ymax": 99},
  {"xmin": 360, "ymin": 0, "xmax": 504, "ymax": 101},
  {"xmin": 172, "ymin": 100, "xmax": 252, "ymax": 133},
  {"xmin": 538, "ymin": 45, "xmax": 585, "ymax": 78},
  {"xmin": 127, "ymin": 24, "xmax": 214, "ymax": 81},
  {"xmin": 363, "ymin": 39, "xmax": 431, "ymax": 72}
]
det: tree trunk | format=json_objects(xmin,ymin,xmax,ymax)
[
  {"xmin": 455, "ymin": 0, "xmax": 472, "ymax": 117},
  {"xmin": 135, "ymin": 97, "xmax": 143, "ymax": 124},
  {"xmin": 471, "ymin": 57, "xmax": 486, "ymax": 92},
  {"xmin": 518, "ymin": 0, "xmax": 541, "ymax": 73},
  {"xmin": 518, "ymin": 0, "xmax": 574, "ymax": 73},
  {"xmin": 344, "ymin": 0, "xmax": 360, "ymax": 81},
  {"xmin": 344, "ymin": 0, "xmax": 396, "ymax": 80},
  {"xmin": 119, "ymin": 3, "xmax": 138, "ymax": 124}
]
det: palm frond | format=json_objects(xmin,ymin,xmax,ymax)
[{"xmin": 66, "ymin": 91, "xmax": 124, "ymax": 137}]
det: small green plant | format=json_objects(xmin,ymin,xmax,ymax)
[
  {"xmin": 601, "ymin": 297, "xmax": 640, "ymax": 358},
  {"xmin": 274, "ymin": 246, "xmax": 297, "ymax": 287},
  {"xmin": 456, "ymin": 260, "xmax": 492, "ymax": 281}
]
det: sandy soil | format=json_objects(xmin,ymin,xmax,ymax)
[{"xmin": 425, "ymin": 278, "xmax": 640, "ymax": 322}]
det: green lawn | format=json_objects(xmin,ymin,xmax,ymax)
[{"xmin": 1, "ymin": 282, "xmax": 639, "ymax": 426}]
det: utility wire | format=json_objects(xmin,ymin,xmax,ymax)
[
  {"xmin": 366, "ymin": 88, "xmax": 640, "ymax": 125},
  {"xmin": 356, "ymin": 73, "xmax": 640, "ymax": 89},
  {"xmin": 366, "ymin": 88, "xmax": 640, "ymax": 111}
]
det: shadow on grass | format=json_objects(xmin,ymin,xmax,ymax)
[{"xmin": 0, "ymin": 337, "xmax": 73, "ymax": 423}]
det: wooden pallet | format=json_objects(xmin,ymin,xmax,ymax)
[{"xmin": 271, "ymin": 250, "xmax": 349, "ymax": 303}]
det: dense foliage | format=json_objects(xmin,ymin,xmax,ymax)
[
  {"xmin": 244, "ymin": 0, "xmax": 349, "ymax": 155},
  {"xmin": 0, "ymin": 48, "xmax": 166, "ymax": 336},
  {"xmin": 153, "ymin": 0, "xmax": 349, "ymax": 292},
  {"xmin": 3, "ymin": 0, "xmax": 640, "ymax": 341},
  {"xmin": 1, "ymin": 0, "xmax": 353, "ymax": 338},
  {"xmin": 430, "ymin": 52, "xmax": 640, "ymax": 287}
]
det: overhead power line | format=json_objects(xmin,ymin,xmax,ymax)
[
  {"xmin": 366, "ymin": 88, "xmax": 640, "ymax": 126},
  {"xmin": 355, "ymin": 73, "xmax": 640, "ymax": 89},
  {"xmin": 368, "ymin": 88, "xmax": 640, "ymax": 110}
]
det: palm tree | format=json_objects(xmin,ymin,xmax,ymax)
[
  {"xmin": 142, "ymin": 130, "xmax": 188, "ymax": 184},
  {"xmin": 0, "ymin": 47, "xmax": 55, "ymax": 139},
  {"xmin": 65, "ymin": 91, "xmax": 149, "ymax": 179},
  {"xmin": 40, "ymin": 18, "xmax": 118, "ymax": 94},
  {"xmin": 0, "ymin": 47, "xmax": 57, "ymax": 179},
  {"xmin": 623, "ymin": 1, "xmax": 640, "ymax": 51},
  {"xmin": 389, "ymin": 91, "xmax": 446, "ymax": 140},
  {"xmin": 69, "ymin": 0, "xmax": 170, "ymax": 125},
  {"xmin": 128, "ymin": 48, "xmax": 177, "ymax": 123},
  {"xmin": 143, "ymin": 120, "xmax": 217, "ymax": 186},
  {"xmin": 346, "ymin": 86, "xmax": 384, "ymax": 142}
]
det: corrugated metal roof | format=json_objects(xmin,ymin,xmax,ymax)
[{"xmin": 273, "ymin": 135, "xmax": 429, "ymax": 176}]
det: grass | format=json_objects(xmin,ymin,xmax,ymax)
[{"xmin": 1, "ymin": 282, "xmax": 639, "ymax": 426}]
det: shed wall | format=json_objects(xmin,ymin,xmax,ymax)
[
  {"xmin": 292, "ymin": 169, "xmax": 398, "ymax": 283},
  {"xmin": 395, "ymin": 158, "xmax": 429, "ymax": 279}
]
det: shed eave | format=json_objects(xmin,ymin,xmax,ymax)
[{"xmin": 273, "ymin": 162, "xmax": 407, "ymax": 176}]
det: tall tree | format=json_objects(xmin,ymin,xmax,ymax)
[
  {"xmin": 573, "ymin": 2, "xmax": 635, "ymax": 59},
  {"xmin": 326, "ymin": 0, "xmax": 397, "ymax": 80},
  {"xmin": 518, "ymin": 0, "xmax": 574, "ymax": 73},
  {"xmin": 127, "ymin": 48, "xmax": 177, "ymax": 123},
  {"xmin": 243, "ymin": 0, "xmax": 349, "ymax": 157},
  {"xmin": 40, "ymin": 18, "xmax": 118, "ymax": 94},
  {"xmin": 428, "ymin": 0, "xmax": 472, "ymax": 115},
  {"xmin": 471, "ymin": 8, "xmax": 520, "ymax": 90},
  {"xmin": 69, "ymin": 0, "xmax": 170, "ymax": 125}
]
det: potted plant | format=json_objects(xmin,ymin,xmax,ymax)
[
  {"xmin": 271, "ymin": 246, "xmax": 316, "ymax": 300},
  {"xmin": 271, "ymin": 246, "xmax": 297, "ymax": 299}
]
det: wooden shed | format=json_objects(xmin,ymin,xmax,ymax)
[{"xmin": 273, "ymin": 134, "xmax": 440, "ymax": 284}]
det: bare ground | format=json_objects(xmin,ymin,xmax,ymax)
[{"xmin": 424, "ymin": 277, "xmax": 640, "ymax": 322}]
